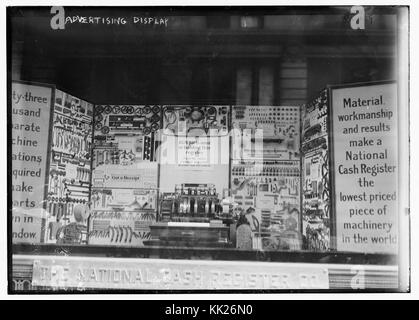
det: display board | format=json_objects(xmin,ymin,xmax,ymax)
[
  {"xmin": 44, "ymin": 89, "xmax": 94, "ymax": 244},
  {"xmin": 231, "ymin": 106, "xmax": 302, "ymax": 251},
  {"xmin": 90, "ymin": 105, "xmax": 160, "ymax": 246},
  {"xmin": 301, "ymin": 90, "xmax": 331, "ymax": 251},
  {"xmin": 156, "ymin": 104, "xmax": 232, "ymax": 248},
  {"xmin": 330, "ymin": 82, "xmax": 398, "ymax": 254},
  {"xmin": 11, "ymin": 81, "xmax": 54, "ymax": 243}
]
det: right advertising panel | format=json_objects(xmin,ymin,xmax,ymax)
[{"xmin": 331, "ymin": 82, "xmax": 398, "ymax": 254}]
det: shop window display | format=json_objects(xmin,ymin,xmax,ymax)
[
  {"xmin": 8, "ymin": 6, "xmax": 408, "ymax": 292},
  {"xmin": 11, "ymin": 86, "xmax": 401, "ymax": 252}
]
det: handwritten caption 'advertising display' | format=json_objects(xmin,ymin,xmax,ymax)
[
  {"xmin": 332, "ymin": 83, "xmax": 398, "ymax": 254},
  {"xmin": 11, "ymin": 82, "xmax": 53, "ymax": 243}
]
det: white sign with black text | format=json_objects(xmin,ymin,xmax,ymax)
[
  {"xmin": 331, "ymin": 82, "xmax": 398, "ymax": 254},
  {"xmin": 11, "ymin": 81, "xmax": 54, "ymax": 243}
]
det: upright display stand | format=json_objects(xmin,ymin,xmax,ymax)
[
  {"xmin": 231, "ymin": 106, "xmax": 302, "ymax": 251},
  {"xmin": 89, "ymin": 105, "xmax": 160, "ymax": 246},
  {"xmin": 44, "ymin": 89, "xmax": 94, "ymax": 244},
  {"xmin": 301, "ymin": 89, "xmax": 332, "ymax": 251}
]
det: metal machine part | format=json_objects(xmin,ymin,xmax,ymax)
[{"xmin": 159, "ymin": 184, "xmax": 225, "ymax": 222}]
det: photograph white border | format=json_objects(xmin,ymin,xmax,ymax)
[{"xmin": 0, "ymin": 0, "xmax": 415, "ymax": 300}]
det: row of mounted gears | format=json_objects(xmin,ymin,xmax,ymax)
[
  {"xmin": 94, "ymin": 105, "xmax": 161, "ymax": 116},
  {"xmin": 94, "ymin": 105, "xmax": 162, "ymax": 135}
]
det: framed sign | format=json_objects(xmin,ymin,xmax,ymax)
[{"xmin": 329, "ymin": 81, "xmax": 398, "ymax": 254}]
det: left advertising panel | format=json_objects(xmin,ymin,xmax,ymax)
[
  {"xmin": 44, "ymin": 89, "xmax": 94, "ymax": 244},
  {"xmin": 11, "ymin": 81, "xmax": 54, "ymax": 243}
]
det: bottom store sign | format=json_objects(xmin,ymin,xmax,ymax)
[{"xmin": 31, "ymin": 257, "xmax": 329, "ymax": 290}]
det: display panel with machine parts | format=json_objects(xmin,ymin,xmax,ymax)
[
  {"xmin": 91, "ymin": 105, "xmax": 161, "ymax": 192},
  {"xmin": 301, "ymin": 89, "xmax": 331, "ymax": 251},
  {"xmin": 92, "ymin": 105, "xmax": 160, "ymax": 192},
  {"xmin": 93, "ymin": 104, "xmax": 162, "ymax": 165},
  {"xmin": 89, "ymin": 104, "xmax": 161, "ymax": 246},
  {"xmin": 230, "ymin": 105, "xmax": 302, "ymax": 251},
  {"xmin": 45, "ymin": 89, "xmax": 93, "ymax": 244}
]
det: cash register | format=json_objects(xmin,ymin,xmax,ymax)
[{"xmin": 146, "ymin": 183, "xmax": 234, "ymax": 247}]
